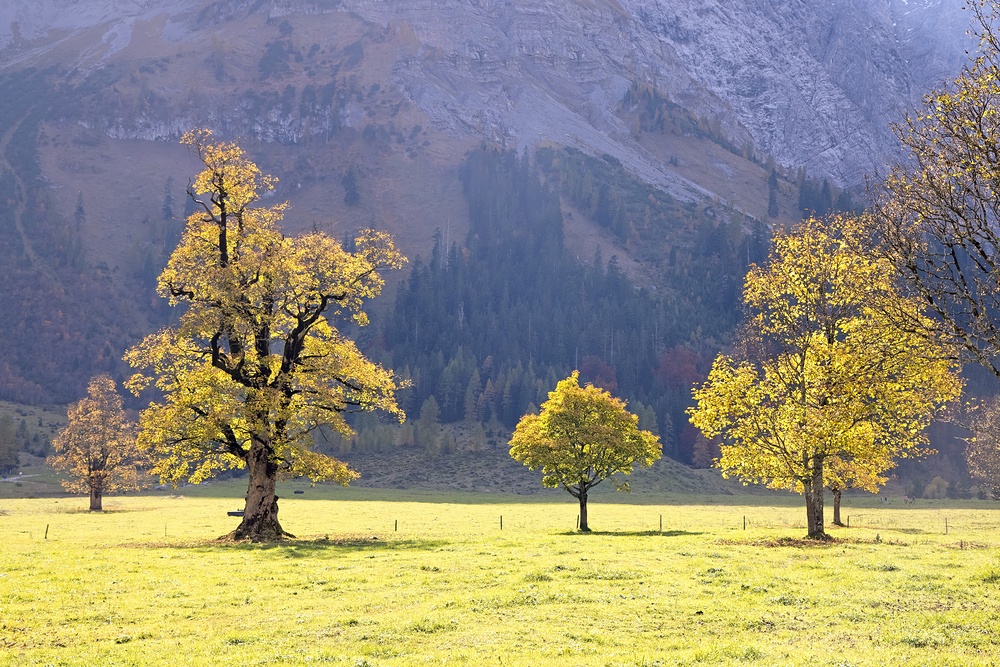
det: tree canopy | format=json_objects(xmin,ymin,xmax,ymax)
[
  {"xmin": 49, "ymin": 375, "xmax": 143, "ymax": 511},
  {"xmin": 964, "ymin": 396, "xmax": 1000, "ymax": 497},
  {"xmin": 509, "ymin": 371, "xmax": 661, "ymax": 531},
  {"xmin": 380, "ymin": 146, "xmax": 765, "ymax": 464},
  {"xmin": 689, "ymin": 215, "xmax": 962, "ymax": 538},
  {"xmin": 126, "ymin": 129, "xmax": 406, "ymax": 540},
  {"xmin": 875, "ymin": 0, "xmax": 1000, "ymax": 378}
]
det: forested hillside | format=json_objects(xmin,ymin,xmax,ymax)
[
  {"xmin": 0, "ymin": 69, "xmax": 145, "ymax": 404},
  {"xmin": 372, "ymin": 146, "xmax": 763, "ymax": 464}
]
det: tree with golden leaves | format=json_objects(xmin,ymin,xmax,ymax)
[
  {"xmin": 126, "ymin": 130, "xmax": 406, "ymax": 541},
  {"xmin": 825, "ymin": 453, "xmax": 892, "ymax": 527},
  {"xmin": 509, "ymin": 371, "xmax": 661, "ymax": 532},
  {"xmin": 689, "ymin": 216, "xmax": 962, "ymax": 539},
  {"xmin": 49, "ymin": 375, "xmax": 143, "ymax": 511},
  {"xmin": 875, "ymin": 1, "xmax": 1000, "ymax": 379}
]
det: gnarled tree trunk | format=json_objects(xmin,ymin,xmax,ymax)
[
  {"xmin": 803, "ymin": 457, "xmax": 828, "ymax": 540},
  {"xmin": 230, "ymin": 440, "xmax": 292, "ymax": 541},
  {"xmin": 578, "ymin": 490, "xmax": 590, "ymax": 532}
]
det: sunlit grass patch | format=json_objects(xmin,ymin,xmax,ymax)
[{"xmin": 2, "ymin": 489, "xmax": 1000, "ymax": 665}]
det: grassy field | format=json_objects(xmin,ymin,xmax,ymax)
[{"xmin": 2, "ymin": 482, "xmax": 1000, "ymax": 666}]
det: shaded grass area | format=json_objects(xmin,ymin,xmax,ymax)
[{"xmin": 2, "ymin": 490, "xmax": 1000, "ymax": 666}]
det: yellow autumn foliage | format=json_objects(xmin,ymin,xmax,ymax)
[
  {"xmin": 509, "ymin": 372, "xmax": 660, "ymax": 531},
  {"xmin": 689, "ymin": 215, "xmax": 962, "ymax": 536},
  {"xmin": 875, "ymin": 1, "xmax": 1000, "ymax": 378},
  {"xmin": 49, "ymin": 375, "xmax": 144, "ymax": 508},
  {"xmin": 126, "ymin": 130, "xmax": 406, "ymax": 490}
]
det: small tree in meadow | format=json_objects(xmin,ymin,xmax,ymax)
[
  {"xmin": 509, "ymin": 372, "xmax": 661, "ymax": 531},
  {"xmin": 825, "ymin": 454, "xmax": 892, "ymax": 526},
  {"xmin": 49, "ymin": 375, "xmax": 144, "ymax": 511}
]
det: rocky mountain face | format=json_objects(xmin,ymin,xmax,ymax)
[
  {"xmin": 627, "ymin": 0, "xmax": 969, "ymax": 182},
  {"xmin": 0, "ymin": 0, "xmax": 970, "ymax": 186},
  {"xmin": 0, "ymin": 0, "xmax": 974, "ymax": 405}
]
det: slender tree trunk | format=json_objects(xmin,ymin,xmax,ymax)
[
  {"xmin": 89, "ymin": 483, "xmax": 103, "ymax": 511},
  {"xmin": 579, "ymin": 490, "xmax": 590, "ymax": 532},
  {"xmin": 803, "ymin": 458, "xmax": 828, "ymax": 539},
  {"xmin": 230, "ymin": 439, "xmax": 291, "ymax": 541},
  {"xmin": 832, "ymin": 488, "xmax": 844, "ymax": 526}
]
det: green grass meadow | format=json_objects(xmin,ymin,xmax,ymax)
[{"xmin": 2, "ymin": 482, "xmax": 1000, "ymax": 666}]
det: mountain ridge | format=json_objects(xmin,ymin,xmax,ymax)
[{"xmin": 0, "ymin": 0, "xmax": 971, "ymax": 185}]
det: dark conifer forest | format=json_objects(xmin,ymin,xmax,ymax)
[{"xmin": 376, "ymin": 146, "xmax": 768, "ymax": 463}]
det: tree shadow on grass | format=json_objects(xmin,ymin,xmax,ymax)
[
  {"xmin": 556, "ymin": 529, "xmax": 704, "ymax": 538},
  {"xmin": 125, "ymin": 535, "xmax": 450, "ymax": 555},
  {"xmin": 57, "ymin": 507, "xmax": 161, "ymax": 514},
  {"xmin": 717, "ymin": 536, "xmax": 909, "ymax": 547}
]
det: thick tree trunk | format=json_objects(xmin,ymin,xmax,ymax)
[
  {"xmin": 230, "ymin": 441, "xmax": 292, "ymax": 541},
  {"xmin": 579, "ymin": 490, "xmax": 590, "ymax": 532},
  {"xmin": 832, "ymin": 488, "xmax": 844, "ymax": 526},
  {"xmin": 89, "ymin": 484, "xmax": 103, "ymax": 511},
  {"xmin": 803, "ymin": 459, "xmax": 828, "ymax": 540}
]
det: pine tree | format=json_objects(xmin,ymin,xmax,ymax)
[
  {"xmin": 767, "ymin": 169, "xmax": 779, "ymax": 218},
  {"xmin": 416, "ymin": 396, "xmax": 441, "ymax": 451},
  {"xmin": 74, "ymin": 192, "xmax": 85, "ymax": 230},
  {"xmin": 162, "ymin": 176, "xmax": 175, "ymax": 220},
  {"xmin": 464, "ymin": 369, "xmax": 481, "ymax": 423},
  {"xmin": 0, "ymin": 415, "xmax": 18, "ymax": 474}
]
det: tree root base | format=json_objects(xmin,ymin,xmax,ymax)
[{"xmin": 217, "ymin": 529, "xmax": 296, "ymax": 544}]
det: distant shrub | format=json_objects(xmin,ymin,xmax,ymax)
[
  {"xmin": 924, "ymin": 476, "xmax": 948, "ymax": 499},
  {"xmin": 259, "ymin": 41, "xmax": 291, "ymax": 80}
]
